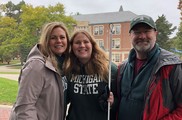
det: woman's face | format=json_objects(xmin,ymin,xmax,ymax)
[
  {"xmin": 72, "ymin": 33, "xmax": 92, "ymax": 64},
  {"xmin": 49, "ymin": 27, "xmax": 67, "ymax": 55}
]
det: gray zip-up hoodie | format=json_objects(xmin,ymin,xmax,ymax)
[{"xmin": 9, "ymin": 44, "xmax": 64, "ymax": 120}]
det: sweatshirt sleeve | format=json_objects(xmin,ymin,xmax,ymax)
[{"xmin": 110, "ymin": 62, "xmax": 118, "ymax": 120}]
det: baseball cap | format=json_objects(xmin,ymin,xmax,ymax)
[{"xmin": 129, "ymin": 15, "xmax": 157, "ymax": 33}]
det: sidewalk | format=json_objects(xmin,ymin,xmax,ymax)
[
  {"xmin": 0, "ymin": 65, "xmax": 20, "ymax": 81},
  {"xmin": 0, "ymin": 105, "xmax": 12, "ymax": 120},
  {"xmin": 0, "ymin": 74, "xmax": 19, "ymax": 81},
  {"xmin": 0, "ymin": 65, "xmax": 20, "ymax": 73}
]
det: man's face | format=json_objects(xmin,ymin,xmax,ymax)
[{"xmin": 130, "ymin": 23, "xmax": 157, "ymax": 54}]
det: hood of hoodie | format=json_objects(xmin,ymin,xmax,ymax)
[
  {"xmin": 26, "ymin": 44, "xmax": 57, "ymax": 73},
  {"xmin": 26, "ymin": 44, "xmax": 44, "ymax": 62}
]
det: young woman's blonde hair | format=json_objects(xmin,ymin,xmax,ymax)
[
  {"xmin": 39, "ymin": 22, "xmax": 70, "ymax": 73},
  {"xmin": 65, "ymin": 30, "xmax": 109, "ymax": 82}
]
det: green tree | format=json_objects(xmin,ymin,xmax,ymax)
[
  {"xmin": 3, "ymin": 1, "xmax": 15, "ymax": 17},
  {"xmin": 0, "ymin": 1, "xmax": 25, "ymax": 64},
  {"xmin": 178, "ymin": 0, "xmax": 182, "ymax": 20},
  {"xmin": 0, "ymin": 16, "xmax": 18, "ymax": 64},
  {"xmin": 0, "ymin": 1, "xmax": 25, "ymax": 22},
  {"xmin": 155, "ymin": 14, "xmax": 176, "ymax": 50},
  {"xmin": 174, "ymin": 23, "xmax": 182, "ymax": 50},
  {"xmin": 18, "ymin": 3, "xmax": 76, "ymax": 64},
  {"xmin": 0, "ymin": 44, "xmax": 17, "ymax": 64},
  {"xmin": 170, "ymin": 0, "xmax": 182, "ymax": 59},
  {"xmin": 0, "ymin": 2, "xmax": 76, "ymax": 64},
  {"xmin": 175, "ymin": 0, "xmax": 182, "ymax": 50}
]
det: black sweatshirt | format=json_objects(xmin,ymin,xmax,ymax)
[{"xmin": 66, "ymin": 63, "xmax": 117, "ymax": 120}]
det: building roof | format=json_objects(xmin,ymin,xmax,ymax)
[{"xmin": 72, "ymin": 11, "xmax": 137, "ymax": 25}]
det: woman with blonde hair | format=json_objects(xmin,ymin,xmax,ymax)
[
  {"xmin": 65, "ymin": 30, "xmax": 117, "ymax": 120},
  {"xmin": 10, "ymin": 22, "xmax": 69, "ymax": 120}
]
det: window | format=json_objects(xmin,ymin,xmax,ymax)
[
  {"xmin": 112, "ymin": 38, "xmax": 120, "ymax": 49},
  {"xmin": 112, "ymin": 53, "xmax": 120, "ymax": 63},
  {"xmin": 93, "ymin": 25, "xmax": 103, "ymax": 35},
  {"xmin": 76, "ymin": 26, "xmax": 89, "ymax": 31},
  {"xmin": 96, "ymin": 39, "xmax": 104, "ymax": 49},
  {"xmin": 112, "ymin": 24, "xmax": 121, "ymax": 35}
]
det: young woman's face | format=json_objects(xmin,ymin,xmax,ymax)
[
  {"xmin": 72, "ymin": 33, "xmax": 92, "ymax": 64},
  {"xmin": 49, "ymin": 27, "xmax": 67, "ymax": 55}
]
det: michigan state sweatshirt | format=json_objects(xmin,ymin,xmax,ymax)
[{"xmin": 66, "ymin": 63, "xmax": 117, "ymax": 120}]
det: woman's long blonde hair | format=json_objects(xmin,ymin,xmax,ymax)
[
  {"xmin": 39, "ymin": 22, "xmax": 70, "ymax": 73},
  {"xmin": 65, "ymin": 30, "xmax": 109, "ymax": 82}
]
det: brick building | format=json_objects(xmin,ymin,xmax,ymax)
[{"xmin": 72, "ymin": 6, "xmax": 137, "ymax": 64}]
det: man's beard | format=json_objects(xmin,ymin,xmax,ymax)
[{"xmin": 133, "ymin": 40, "xmax": 152, "ymax": 53}]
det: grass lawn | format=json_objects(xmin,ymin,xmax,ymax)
[
  {"xmin": 0, "ymin": 77, "xmax": 18, "ymax": 105},
  {"xmin": 0, "ymin": 72, "xmax": 20, "ymax": 74}
]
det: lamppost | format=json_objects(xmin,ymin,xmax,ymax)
[{"xmin": 107, "ymin": 23, "xmax": 114, "ymax": 120}]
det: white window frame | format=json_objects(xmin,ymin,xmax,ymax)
[
  {"xmin": 112, "ymin": 38, "xmax": 120, "ymax": 49},
  {"xmin": 112, "ymin": 53, "xmax": 120, "ymax": 63},
  {"xmin": 112, "ymin": 24, "xmax": 121, "ymax": 35},
  {"xmin": 96, "ymin": 39, "xmax": 104, "ymax": 48},
  {"xmin": 93, "ymin": 25, "xmax": 104, "ymax": 35},
  {"xmin": 76, "ymin": 26, "xmax": 89, "ymax": 31}
]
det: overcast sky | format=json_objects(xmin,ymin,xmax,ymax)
[{"xmin": 1, "ymin": 0, "xmax": 181, "ymax": 36}]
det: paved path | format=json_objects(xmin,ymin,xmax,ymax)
[
  {"xmin": 0, "ymin": 74, "xmax": 19, "ymax": 81},
  {"xmin": 0, "ymin": 65, "xmax": 20, "ymax": 81},
  {"xmin": 0, "ymin": 105, "xmax": 12, "ymax": 120},
  {"xmin": 0, "ymin": 65, "xmax": 20, "ymax": 72},
  {"xmin": 0, "ymin": 65, "xmax": 20, "ymax": 120}
]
